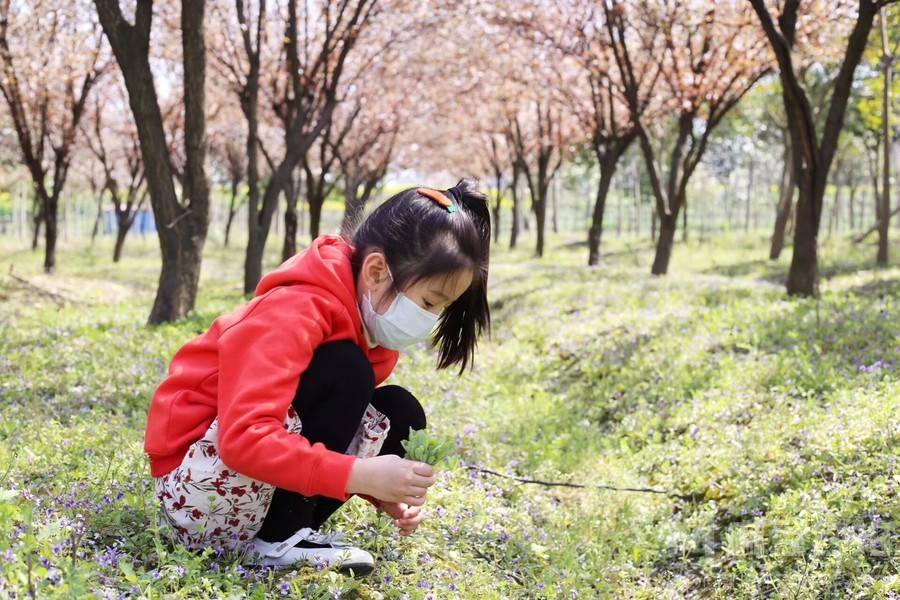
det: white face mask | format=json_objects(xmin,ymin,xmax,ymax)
[{"xmin": 360, "ymin": 263, "xmax": 440, "ymax": 350}]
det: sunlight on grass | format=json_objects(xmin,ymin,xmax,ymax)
[{"xmin": 1, "ymin": 232, "xmax": 897, "ymax": 598}]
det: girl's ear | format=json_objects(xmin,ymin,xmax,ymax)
[
  {"xmin": 360, "ymin": 250, "xmax": 394, "ymax": 310},
  {"xmin": 361, "ymin": 250, "xmax": 389, "ymax": 285}
]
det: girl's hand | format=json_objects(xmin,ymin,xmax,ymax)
[
  {"xmin": 380, "ymin": 501, "xmax": 426, "ymax": 536},
  {"xmin": 345, "ymin": 455, "xmax": 436, "ymax": 506}
]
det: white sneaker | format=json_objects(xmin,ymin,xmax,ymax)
[{"xmin": 246, "ymin": 527, "xmax": 374, "ymax": 575}]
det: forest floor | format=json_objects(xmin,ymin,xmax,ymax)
[{"xmin": 1, "ymin": 230, "xmax": 898, "ymax": 599}]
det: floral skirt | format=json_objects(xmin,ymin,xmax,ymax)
[{"xmin": 153, "ymin": 403, "xmax": 391, "ymax": 551}]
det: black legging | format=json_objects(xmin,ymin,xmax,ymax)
[{"xmin": 255, "ymin": 339, "xmax": 426, "ymax": 542}]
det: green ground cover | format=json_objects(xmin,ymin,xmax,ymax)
[{"xmin": 0, "ymin": 232, "xmax": 897, "ymax": 598}]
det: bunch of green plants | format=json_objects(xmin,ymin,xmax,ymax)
[{"xmin": 400, "ymin": 428, "xmax": 455, "ymax": 467}]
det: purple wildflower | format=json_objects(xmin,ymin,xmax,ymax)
[{"xmin": 98, "ymin": 547, "xmax": 120, "ymax": 569}]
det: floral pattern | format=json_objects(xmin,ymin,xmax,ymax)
[{"xmin": 154, "ymin": 403, "xmax": 391, "ymax": 551}]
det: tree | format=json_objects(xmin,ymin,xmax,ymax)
[
  {"xmin": 608, "ymin": 0, "xmax": 771, "ymax": 275},
  {"xmin": 208, "ymin": 123, "xmax": 246, "ymax": 248},
  {"xmin": 503, "ymin": 0, "xmax": 657, "ymax": 265},
  {"xmin": 242, "ymin": 0, "xmax": 379, "ymax": 294},
  {"xmin": 94, "ymin": 0, "xmax": 211, "ymax": 324},
  {"xmin": 208, "ymin": 0, "xmax": 267, "ymax": 281},
  {"xmin": 749, "ymin": 0, "xmax": 897, "ymax": 295},
  {"xmin": 875, "ymin": 5, "xmax": 898, "ymax": 264},
  {"xmin": 0, "ymin": 0, "xmax": 105, "ymax": 272},
  {"xmin": 82, "ymin": 88, "xmax": 147, "ymax": 262}
]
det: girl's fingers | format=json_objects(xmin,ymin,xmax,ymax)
[
  {"xmin": 396, "ymin": 508, "xmax": 425, "ymax": 527},
  {"xmin": 412, "ymin": 462, "xmax": 435, "ymax": 477},
  {"xmin": 411, "ymin": 473, "xmax": 436, "ymax": 488},
  {"xmin": 406, "ymin": 485, "xmax": 429, "ymax": 497},
  {"xmin": 404, "ymin": 494, "xmax": 426, "ymax": 506}
]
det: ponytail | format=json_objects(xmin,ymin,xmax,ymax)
[{"xmin": 432, "ymin": 179, "xmax": 492, "ymax": 375}]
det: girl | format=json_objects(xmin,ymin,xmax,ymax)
[{"xmin": 144, "ymin": 179, "xmax": 491, "ymax": 575}]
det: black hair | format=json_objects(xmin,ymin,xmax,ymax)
[{"xmin": 345, "ymin": 178, "xmax": 491, "ymax": 375}]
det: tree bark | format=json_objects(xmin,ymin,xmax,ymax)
[
  {"xmin": 95, "ymin": 0, "xmax": 211, "ymax": 323},
  {"xmin": 341, "ymin": 177, "xmax": 365, "ymax": 237},
  {"xmin": 509, "ymin": 179, "xmax": 519, "ymax": 248},
  {"xmin": 878, "ymin": 8, "xmax": 892, "ymax": 265},
  {"xmin": 509, "ymin": 160, "xmax": 520, "ymax": 249},
  {"xmin": 854, "ymin": 206, "xmax": 900, "ymax": 242},
  {"xmin": 534, "ymin": 183, "xmax": 547, "ymax": 257},
  {"xmin": 587, "ymin": 166, "xmax": 614, "ymax": 265},
  {"xmin": 30, "ymin": 197, "xmax": 42, "ymax": 251},
  {"xmin": 112, "ymin": 214, "xmax": 135, "ymax": 263},
  {"xmin": 91, "ymin": 194, "xmax": 103, "ymax": 244},
  {"xmin": 551, "ymin": 177, "xmax": 559, "ymax": 234},
  {"xmin": 282, "ymin": 172, "xmax": 300, "ymax": 262},
  {"xmin": 827, "ymin": 180, "xmax": 842, "ymax": 238},
  {"xmin": 745, "ymin": 156, "xmax": 754, "ymax": 232},
  {"xmin": 43, "ymin": 191, "xmax": 58, "ymax": 272},
  {"xmin": 771, "ymin": 135, "xmax": 795, "ymax": 259},
  {"xmin": 492, "ymin": 169, "xmax": 502, "ymax": 245},
  {"xmin": 652, "ymin": 213, "xmax": 678, "ymax": 275},
  {"xmin": 308, "ymin": 193, "xmax": 323, "ymax": 241},
  {"xmin": 787, "ymin": 180, "xmax": 820, "ymax": 295},
  {"xmin": 224, "ymin": 177, "xmax": 239, "ymax": 247}
]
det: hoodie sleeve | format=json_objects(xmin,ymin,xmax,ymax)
[{"xmin": 215, "ymin": 286, "xmax": 358, "ymax": 502}]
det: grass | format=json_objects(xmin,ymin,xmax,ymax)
[{"xmin": 0, "ymin": 229, "xmax": 898, "ymax": 599}]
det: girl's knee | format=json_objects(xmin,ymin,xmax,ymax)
[
  {"xmin": 307, "ymin": 340, "xmax": 375, "ymax": 390},
  {"xmin": 373, "ymin": 385, "xmax": 426, "ymax": 430}
]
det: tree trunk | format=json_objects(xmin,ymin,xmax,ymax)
[
  {"xmin": 492, "ymin": 171, "xmax": 502, "ymax": 245},
  {"xmin": 308, "ymin": 193, "xmax": 323, "ymax": 242},
  {"xmin": 282, "ymin": 174, "xmax": 300, "ymax": 262},
  {"xmin": 550, "ymin": 177, "xmax": 558, "ymax": 234},
  {"xmin": 341, "ymin": 178, "xmax": 366, "ymax": 238},
  {"xmin": 745, "ymin": 156, "xmax": 754, "ymax": 232},
  {"xmin": 587, "ymin": 161, "xmax": 615, "ymax": 266},
  {"xmin": 651, "ymin": 213, "xmax": 677, "ymax": 275},
  {"xmin": 878, "ymin": 9, "xmax": 892, "ymax": 265},
  {"xmin": 244, "ymin": 162, "xmax": 293, "ymax": 293},
  {"xmin": 854, "ymin": 206, "xmax": 900, "ymax": 242},
  {"xmin": 112, "ymin": 213, "xmax": 134, "ymax": 263},
  {"xmin": 828, "ymin": 182, "xmax": 842, "ymax": 237},
  {"xmin": 534, "ymin": 179, "xmax": 549, "ymax": 257},
  {"xmin": 770, "ymin": 136, "xmax": 795, "ymax": 259},
  {"xmin": 95, "ymin": 0, "xmax": 211, "ymax": 323},
  {"xmin": 31, "ymin": 199, "xmax": 42, "ymax": 250},
  {"xmin": 224, "ymin": 177, "xmax": 239, "ymax": 247},
  {"xmin": 786, "ymin": 178, "xmax": 819, "ymax": 296},
  {"xmin": 682, "ymin": 200, "xmax": 688, "ymax": 242},
  {"xmin": 91, "ymin": 193, "xmax": 103, "ymax": 244},
  {"xmin": 632, "ymin": 160, "xmax": 640, "ymax": 236},
  {"xmin": 43, "ymin": 193, "xmax": 58, "ymax": 273},
  {"xmin": 509, "ymin": 176, "xmax": 519, "ymax": 249}
]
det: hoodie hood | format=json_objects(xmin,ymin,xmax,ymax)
[
  {"xmin": 256, "ymin": 233, "xmax": 388, "ymax": 355},
  {"xmin": 256, "ymin": 233, "xmax": 358, "ymax": 306}
]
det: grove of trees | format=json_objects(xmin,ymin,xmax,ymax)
[{"xmin": 0, "ymin": 0, "xmax": 898, "ymax": 322}]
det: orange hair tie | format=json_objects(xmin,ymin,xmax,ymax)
[{"xmin": 417, "ymin": 188, "xmax": 457, "ymax": 213}]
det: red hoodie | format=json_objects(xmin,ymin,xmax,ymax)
[{"xmin": 144, "ymin": 234, "xmax": 400, "ymax": 504}]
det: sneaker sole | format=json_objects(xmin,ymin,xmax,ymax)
[{"xmin": 338, "ymin": 561, "xmax": 375, "ymax": 577}]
